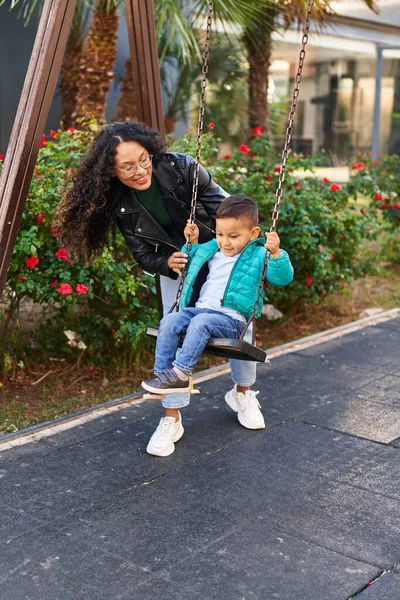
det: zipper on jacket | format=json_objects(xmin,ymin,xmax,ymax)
[
  {"xmin": 222, "ymin": 239, "xmax": 262, "ymax": 308},
  {"xmin": 185, "ymin": 210, "xmax": 215, "ymax": 234},
  {"xmin": 135, "ymin": 231, "xmax": 179, "ymax": 252}
]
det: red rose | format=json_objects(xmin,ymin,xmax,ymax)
[
  {"xmin": 76, "ymin": 283, "xmax": 88, "ymax": 295},
  {"xmin": 305, "ymin": 274, "xmax": 312, "ymax": 287},
  {"xmin": 40, "ymin": 134, "xmax": 47, "ymax": 148},
  {"xmin": 274, "ymin": 166, "xmax": 281, "ymax": 173},
  {"xmin": 57, "ymin": 283, "xmax": 73, "ymax": 296},
  {"xmin": 50, "ymin": 129, "xmax": 57, "ymax": 140},
  {"xmin": 322, "ymin": 177, "xmax": 330, "ymax": 183},
  {"xmin": 330, "ymin": 183, "xmax": 341, "ymax": 191},
  {"xmin": 50, "ymin": 279, "xmax": 58, "ymax": 288},
  {"xmin": 50, "ymin": 226, "xmax": 58, "ymax": 237},
  {"xmin": 36, "ymin": 213, "xmax": 46, "ymax": 225},
  {"xmin": 392, "ymin": 203, "xmax": 400, "ymax": 210},
  {"xmin": 379, "ymin": 203, "xmax": 387, "ymax": 210},
  {"xmin": 239, "ymin": 144, "xmax": 249, "ymax": 154},
  {"xmin": 351, "ymin": 162, "xmax": 365, "ymax": 170},
  {"xmin": 249, "ymin": 153, "xmax": 255, "ymax": 159},
  {"xmin": 25, "ymin": 256, "xmax": 39, "ymax": 268},
  {"xmin": 252, "ymin": 126, "xmax": 263, "ymax": 137},
  {"xmin": 111, "ymin": 329, "xmax": 117, "ymax": 336},
  {"xmin": 265, "ymin": 176, "xmax": 272, "ymax": 183},
  {"xmin": 67, "ymin": 127, "xmax": 77, "ymax": 133},
  {"xmin": 295, "ymin": 182, "xmax": 301, "ymax": 188},
  {"xmin": 374, "ymin": 194, "xmax": 383, "ymax": 201},
  {"xmin": 55, "ymin": 248, "xmax": 71, "ymax": 263},
  {"xmin": 0, "ymin": 154, "xmax": 5, "ymax": 161},
  {"xmin": 17, "ymin": 276, "xmax": 26, "ymax": 281},
  {"xmin": 208, "ymin": 122, "xmax": 215, "ymax": 129},
  {"xmin": 224, "ymin": 154, "xmax": 232, "ymax": 160},
  {"xmin": 330, "ymin": 254, "xmax": 335, "ymax": 261}
]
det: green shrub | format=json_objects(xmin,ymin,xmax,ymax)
[
  {"xmin": 170, "ymin": 130, "xmax": 378, "ymax": 303},
  {"xmin": 348, "ymin": 154, "xmax": 400, "ymax": 229},
  {"xmin": 0, "ymin": 123, "xmax": 157, "ymax": 373},
  {"xmin": 0, "ymin": 124, "xmax": 382, "ymax": 374}
]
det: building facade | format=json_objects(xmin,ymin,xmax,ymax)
[{"xmin": 269, "ymin": 0, "xmax": 400, "ymax": 162}]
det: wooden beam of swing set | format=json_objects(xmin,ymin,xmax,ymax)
[{"xmin": 0, "ymin": 0, "xmax": 165, "ymax": 297}]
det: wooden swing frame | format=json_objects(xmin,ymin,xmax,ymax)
[{"xmin": 0, "ymin": 0, "xmax": 164, "ymax": 295}]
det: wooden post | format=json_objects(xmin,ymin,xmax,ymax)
[
  {"xmin": 0, "ymin": 0, "xmax": 78, "ymax": 296},
  {"xmin": 0, "ymin": 0, "xmax": 165, "ymax": 297},
  {"xmin": 124, "ymin": 0, "xmax": 165, "ymax": 138}
]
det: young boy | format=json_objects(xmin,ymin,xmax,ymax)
[{"xmin": 142, "ymin": 194, "xmax": 294, "ymax": 456}]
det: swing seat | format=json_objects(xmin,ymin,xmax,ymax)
[{"xmin": 146, "ymin": 326, "xmax": 267, "ymax": 362}]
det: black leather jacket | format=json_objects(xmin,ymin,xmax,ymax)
[{"xmin": 115, "ymin": 152, "xmax": 228, "ymax": 278}]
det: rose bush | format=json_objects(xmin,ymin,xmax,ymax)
[
  {"xmin": 172, "ymin": 128, "xmax": 378, "ymax": 303},
  {"xmin": 346, "ymin": 154, "xmax": 400, "ymax": 263},
  {"xmin": 0, "ymin": 123, "xmax": 157, "ymax": 372},
  {"xmin": 0, "ymin": 122, "xmax": 384, "ymax": 373}
]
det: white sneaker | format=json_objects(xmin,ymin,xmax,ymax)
[
  {"xmin": 146, "ymin": 412, "xmax": 184, "ymax": 457},
  {"xmin": 225, "ymin": 386, "xmax": 265, "ymax": 430}
]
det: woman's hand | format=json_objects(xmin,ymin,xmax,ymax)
[
  {"xmin": 265, "ymin": 231, "xmax": 281, "ymax": 258},
  {"xmin": 168, "ymin": 252, "xmax": 188, "ymax": 276},
  {"xmin": 184, "ymin": 220, "xmax": 199, "ymax": 244}
]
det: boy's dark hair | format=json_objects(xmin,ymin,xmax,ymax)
[{"xmin": 216, "ymin": 194, "xmax": 259, "ymax": 226}]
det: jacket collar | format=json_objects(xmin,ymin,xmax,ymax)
[
  {"xmin": 117, "ymin": 153, "xmax": 183, "ymax": 216},
  {"xmin": 152, "ymin": 154, "xmax": 183, "ymax": 196}
]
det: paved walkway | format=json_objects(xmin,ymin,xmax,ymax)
[{"xmin": 1, "ymin": 318, "xmax": 400, "ymax": 599}]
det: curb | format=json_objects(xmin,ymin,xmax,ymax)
[{"xmin": 0, "ymin": 307, "xmax": 399, "ymax": 452}]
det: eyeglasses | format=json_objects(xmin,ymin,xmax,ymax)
[{"xmin": 117, "ymin": 154, "xmax": 153, "ymax": 177}]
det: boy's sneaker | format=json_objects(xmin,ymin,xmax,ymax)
[
  {"xmin": 146, "ymin": 412, "xmax": 184, "ymax": 457},
  {"xmin": 225, "ymin": 386, "xmax": 265, "ymax": 430},
  {"xmin": 142, "ymin": 368, "xmax": 190, "ymax": 394}
]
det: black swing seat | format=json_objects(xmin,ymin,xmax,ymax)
[{"xmin": 146, "ymin": 326, "xmax": 267, "ymax": 362}]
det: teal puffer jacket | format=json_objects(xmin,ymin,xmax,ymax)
[{"xmin": 180, "ymin": 238, "xmax": 294, "ymax": 320}]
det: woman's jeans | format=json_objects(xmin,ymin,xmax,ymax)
[{"xmin": 158, "ymin": 275, "xmax": 257, "ymax": 409}]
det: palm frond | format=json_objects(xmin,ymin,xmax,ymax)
[{"xmin": 154, "ymin": 0, "xmax": 200, "ymax": 64}]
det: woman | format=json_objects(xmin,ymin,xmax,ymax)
[{"xmin": 57, "ymin": 121, "xmax": 261, "ymax": 455}]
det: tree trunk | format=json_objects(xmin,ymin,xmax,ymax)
[
  {"xmin": 243, "ymin": 9, "xmax": 275, "ymax": 135},
  {"xmin": 73, "ymin": 5, "xmax": 119, "ymax": 125},
  {"xmin": 164, "ymin": 115, "xmax": 176, "ymax": 135},
  {"xmin": 116, "ymin": 57, "xmax": 138, "ymax": 122},
  {"xmin": 60, "ymin": 36, "xmax": 84, "ymax": 128}
]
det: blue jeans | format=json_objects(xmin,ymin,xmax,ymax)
[
  {"xmin": 159, "ymin": 275, "xmax": 257, "ymax": 409},
  {"xmin": 155, "ymin": 308, "xmax": 245, "ymax": 374}
]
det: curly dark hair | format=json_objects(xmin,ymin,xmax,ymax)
[{"xmin": 55, "ymin": 121, "xmax": 165, "ymax": 261}]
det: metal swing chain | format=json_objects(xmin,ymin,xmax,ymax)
[
  {"xmin": 270, "ymin": 0, "xmax": 314, "ymax": 233},
  {"xmin": 169, "ymin": 0, "xmax": 213, "ymax": 312},
  {"xmin": 240, "ymin": 0, "xmax": 315, "ymax": 338},
  {"xmin": 170, "ymin": 0, "xmax": 314, "ymax": 321}
]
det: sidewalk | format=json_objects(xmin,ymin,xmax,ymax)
[{"xmin": 1, "ymin": 317, "xmax": 400, "ymax": 600}]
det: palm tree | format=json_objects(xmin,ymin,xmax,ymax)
[
  {"xmin": 72, "ymin": 0, "xmax": 119, "ymax": 124},
  {"xmin": 59, "ymin": 2, "xmax": 90, "ymax": 127}
]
